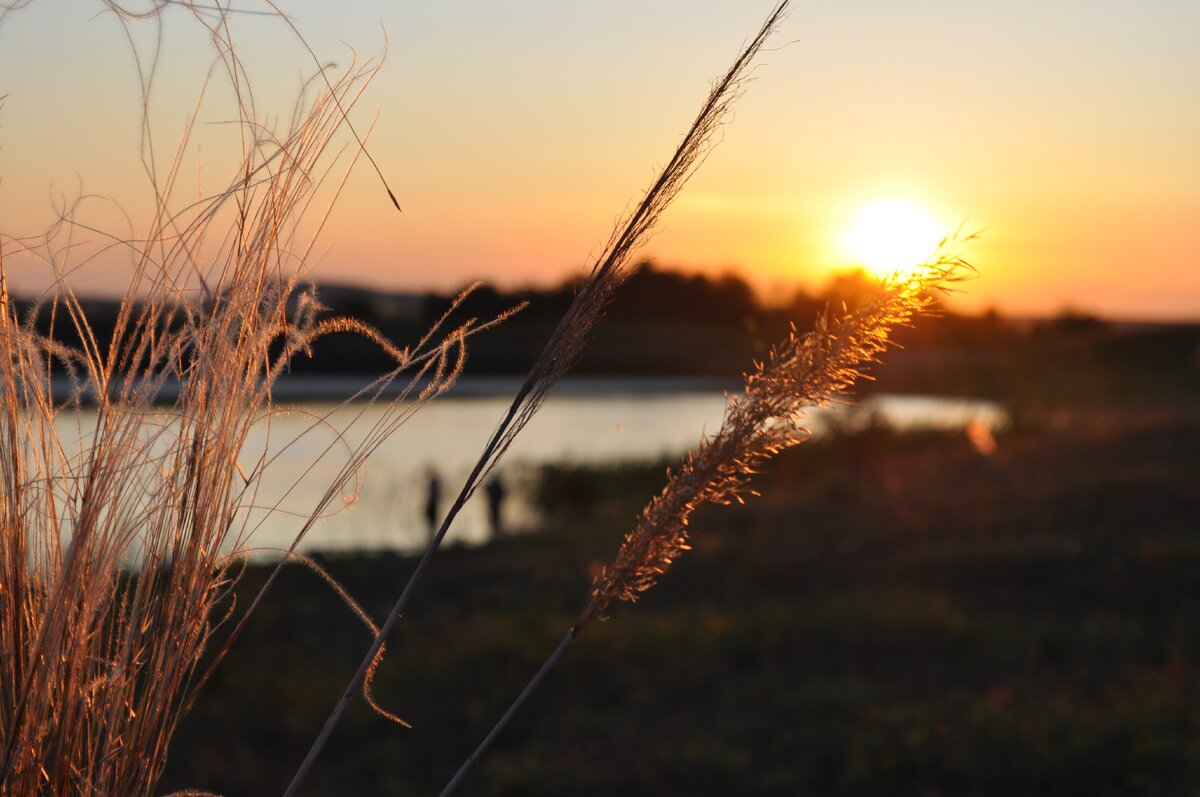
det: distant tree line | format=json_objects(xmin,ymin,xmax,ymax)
[
  {"xmin": 289, "ymin": 262, "xmax": 1023, "ymax": 377},
  {"xmin": 14, "ymin": 263, "xmax": 1198, "ymax": 402}
]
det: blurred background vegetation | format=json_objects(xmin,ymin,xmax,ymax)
[{"xmin": 144, "ymin": 267, "xmax": 1200, "ymax": 795}]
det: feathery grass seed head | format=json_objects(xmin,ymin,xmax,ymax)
[{"xmin": 578, "ymin": 248, "xmax": 973, "ymax": 629}]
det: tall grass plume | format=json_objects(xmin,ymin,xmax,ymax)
[
  {"xmin": 440, "ymin": 248, "xmax": 974, "ymax": 795},
  {"xmin": 280, "ymin": 4, "xmax": 796, "ymax": 793},
  {"xmin": 0, "ymin": 4, "xmax": 497, "ymax": 793}
]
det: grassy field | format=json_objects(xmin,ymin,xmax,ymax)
[{"xmin": 160, "ymin": 399, "xmax": 1200, "ymax": 795}]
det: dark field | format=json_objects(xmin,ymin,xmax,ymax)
[{"xmin": 161, "ymin": 382, "xmax": 1200, "ymax": 795}]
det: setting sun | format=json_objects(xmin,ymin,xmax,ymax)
[{"xmin": 844, "ymin": 199, "xmax": 943, "ymax": 278}]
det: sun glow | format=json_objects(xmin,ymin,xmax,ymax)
[{"xmin": 844, "ymin": 199, "xmax": 942, "ymax": 278}]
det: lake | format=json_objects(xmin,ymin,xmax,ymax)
[{"xmin": 54, "ymin": 378, "xmax": 1007, "ymax": 558}]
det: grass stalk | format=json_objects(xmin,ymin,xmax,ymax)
[
  {"xmin": 280, "ymin": 3, "xmax": 794, "ymax": 793},
  {"xmin": 437, "ymin": 630, "xmax": 576, "ymax": 797},
  {"xmin": 436, "ymin": 251, "xmax": 973, "ymax": 794}
]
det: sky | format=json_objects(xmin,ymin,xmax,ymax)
[{"xmin": 0, "ymin": 1, "xmax": 1197, "ymax": 320}]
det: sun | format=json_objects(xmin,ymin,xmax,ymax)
[{"xmin": 844, "ymin": 199, "xmax": 942, "ymax": 278}]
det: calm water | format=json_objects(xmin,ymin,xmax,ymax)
[{"xmin": 53, "ymin": 380, "xmax": 1007, "ymax": 558}]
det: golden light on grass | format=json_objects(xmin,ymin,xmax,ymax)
[{"xmin": 844, "ymin": 198, "xmax": 942, "ymax": 278}]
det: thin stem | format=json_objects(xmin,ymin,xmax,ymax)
[
  {"xmin": 279, "ymin": 403, "xmax": 524, "ymax": 797},
  {"xmin": 281, "ymin": 268, "xmax": 597, "ymax": 797},
  {"xmin": 438, "ymin": 630, "xmax": 576, "ymax": 797},
  {"xmin": 280, "ymin": 279, "xmax": 593, "ymax": 797}
]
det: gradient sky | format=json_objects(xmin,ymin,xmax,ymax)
[{"xmin": 1, "ymin": 1, "xmax": 1197, "ymax": 319}]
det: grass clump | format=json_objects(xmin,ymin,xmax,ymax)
[{"xmin": 0, "ymin": 5, "xmax": 490, "ymax": 793}]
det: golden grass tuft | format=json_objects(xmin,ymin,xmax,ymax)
[
  {"xmin": 0, "ymin": 4, "xmax": 492, "ymax": 794},
  {"xmin": 578, "ymin": 251, "xmax": 974, "ymax": 629}
]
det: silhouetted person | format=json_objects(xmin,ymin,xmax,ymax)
[
  {"xmin": 484, "ymin": 474, "xmax": 506, "ymax": 538},
  {"xmin": 423, "ymin": 469, "xmax": 442, "ymax": 543}
]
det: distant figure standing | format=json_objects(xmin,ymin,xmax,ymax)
[
  {"xmin": 423, "ymin": 469, "xmax": 442, "ymax": 543},
  {"xmin": 484, "ymin": 474, "xmax": 507, "ymax": 538}
]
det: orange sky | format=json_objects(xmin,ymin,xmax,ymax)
[{"xmin": 1, "ymin": 2, "xmax": 1197, "ymax": 320}]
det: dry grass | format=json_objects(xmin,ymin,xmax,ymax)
[
  {"xmin": 0, "ymin": 4, "xmax": 496, "ymax": 794},
  {"xmin": 281, "ymin": 4, "xmax": 797, "ymax": 794},
  {"xmin": 578, "ymin": 251, "xmax": 973, "ymax": 629},
  {"xmin": 2, "ymin": 2, "xmax": 970, "ymax": 795},
  {"xmin": 436, "ymin": 248, "xmax": 973, "ymax": 795}
]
